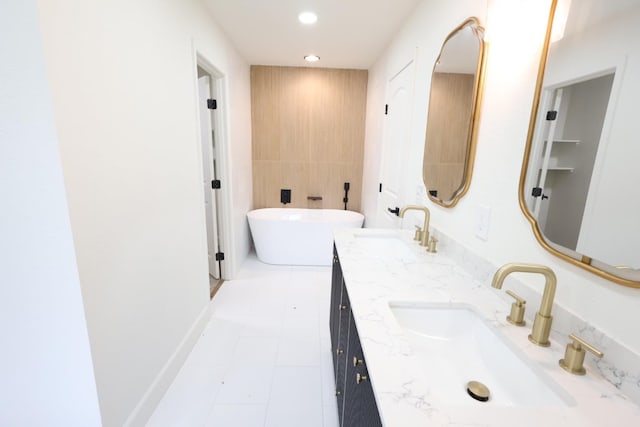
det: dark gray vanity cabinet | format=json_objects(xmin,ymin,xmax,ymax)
[
  {"xmin": 342, "ymin": 314, "xmax": 382, "ymax": 427},
  {"xmin": 330, "ymin": 246, "xmax": 382, "ymax": 427},
  {"xmin": 330, "ymin": 246, "xmax": 350, "ymax": 421},
  {"xmin": 330, "ymin": 247, "xmax": 344, "ymax": 373}
]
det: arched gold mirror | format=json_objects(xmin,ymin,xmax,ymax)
[
  {"xmin": 423, "ymin": 18, "xmax": 487, "ymax": 207},
  {"xmin": 520, "ymin": 0, "xmax": 640, "ymax": 287}
]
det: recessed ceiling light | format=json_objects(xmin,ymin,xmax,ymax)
[
  {"xmin": 304, "ymin": 55, "xmax": 320, "ymax": 63},
  {"xmin": 298, "ymin": 12, "xmax": 318, "ymax": 25}
]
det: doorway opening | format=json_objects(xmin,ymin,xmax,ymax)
[
  {"xmin": 196, "ymin": 62, "xmax": 228, "ymax": 299},
  {"xmin": 529, "ymin": 72, "xmax": 615, "ymax": 251}
]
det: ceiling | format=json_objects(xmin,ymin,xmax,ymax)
[{"xmin": 202, "ymin": 0, "xmax": 423, "ymax": 69}]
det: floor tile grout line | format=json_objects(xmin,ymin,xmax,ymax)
[{"xmin": 262, "ymin": 311, "xmax": 285, "ymax": 427}]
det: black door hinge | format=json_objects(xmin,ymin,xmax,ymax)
[
  {"xmin": 384, "ymin": 104, "xmax": 389, "ymax": 115},
  {"xmin": 531, "ymin": 187, "xmax": 549, "ymax": 199},
  {"xmin": 207, "ymin": 99, "xmax": 217, "ymax": 110},
  {"xmin": 211, "ymin": 179, "xmax": 221, "ymax": 189},
  {"xmin": 546, "ymin": 110, "xmax": 557, "ymax": 120},
  {"xmin": 215, "ymin": 252, "xmax": 224, "ymax": 261}
]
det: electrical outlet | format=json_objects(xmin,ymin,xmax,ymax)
[{"xmin": 476, "ymin": 205, "xmax": 491, "ymax": 241}]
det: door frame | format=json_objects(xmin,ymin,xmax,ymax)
[
  {"xmin": 375, "ymin": 57, "xmax": 416, "ymax": 228},
  {"xmin": 526, "ymin": 64, "xmax": 623, "ymax": 225},
  {"xmin": 193, "ymin": 51, "xmax": 234, "ymax": 281}
]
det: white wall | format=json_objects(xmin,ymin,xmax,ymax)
[
  {"xmin": 363, "ymin": 0, "xmax": 640, "ymax": 357},
  {"xmin": 36, "ymin": 0, "xmax": 252, "ymax": 425},
  {"xmin": 0, "ymin": 0, "xmax": 101, "ymax": 425}
]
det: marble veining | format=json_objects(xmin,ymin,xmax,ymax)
[
  {"xmin": 334, "ymin": 228, "xmax": 640, "ymax": 426},
  {"xmin": 430, "ymin": 228, "xmax": 640, "ymax": 405}
]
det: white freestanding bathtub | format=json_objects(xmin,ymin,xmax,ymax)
[{"xmin": 247, "ymin": 208, "xmax": 364, "ymax": 266}]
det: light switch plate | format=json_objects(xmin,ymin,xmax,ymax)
[{"xmin": 476, "ymin": 205, "xmax": 491, "ymax": 241}]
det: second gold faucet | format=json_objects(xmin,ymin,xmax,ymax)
[{"xmin": 399, "ymin": 205, "xmax": 431, "ymax": 247}]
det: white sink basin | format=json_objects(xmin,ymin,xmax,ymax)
[
  {"xmin": 389, "ymin": 302, "xmax": 574, "ymax": 407},
  {"xmin": 353, "ymin": 234, "xmax": 416, "ymax": 261}
]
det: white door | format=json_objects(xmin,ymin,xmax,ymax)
[
  {"xmin": 377, "ymin": 60, "xmax": 415, "ymax": 228},
  {"xmin": 198, "ymin": 76, "xmax": 221, "ymax": 279}
]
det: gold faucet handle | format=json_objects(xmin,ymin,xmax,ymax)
[
  {"xmin": 559, "ymin": 334, "xmax": 604, "ymax": 375},
  {"xmin": 505, "ymin": 290, "xmax": 526, "ymax": 326},
  {"xmin": 427, "ymin": 236, "xmax": 438, "ymax": 253},
  {"xmin": 506, "ymin": 290, "xmax": 525, "ymax": 304},
  {"xmin": 413, "ymin": 225, "xmax": 423, "ymax": 241}
]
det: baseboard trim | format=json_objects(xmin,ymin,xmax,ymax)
[{"xmin": 123, "ymin": 301, "xmax": 213, "ymax": 427}]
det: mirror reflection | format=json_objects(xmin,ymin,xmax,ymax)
[
  {"xmin": 522, "ymin": 0, "xmax": 640, "ymax": 285},
  {"xmin": 423, "ymin": 18, "xmax": 486, "ymax": 207}
]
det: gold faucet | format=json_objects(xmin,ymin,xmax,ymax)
[
  {"xmin": 399, "ymin": 205, "xmax": 430, "ymax": 246},
  {"xmin": 491, "ymin": 263, "xmax": 557, "ymax": 347}
]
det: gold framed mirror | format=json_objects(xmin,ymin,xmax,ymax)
[
  {"xmin": 520, "ymin": 0, "xmax": 640, "ymax": 287},
  {"xmin": 423, "ymin": 17, "xmax": 487, "ymax": 207}
]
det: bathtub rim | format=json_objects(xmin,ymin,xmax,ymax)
[{"xmin": 247, "ymin": 207, "xmax": 364, "ymax": 223}]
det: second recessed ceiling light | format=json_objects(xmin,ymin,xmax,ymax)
[
  {"xmin": 300, "ymin": 12, "xmax": 319, "ymax": 62},
  {"xmin": 298, "ymin": 12, "xmax": 318, "ymax": 25}
]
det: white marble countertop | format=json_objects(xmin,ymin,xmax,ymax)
[{"xmin": 334, "ymin": 228, "xmax": 640, "ymax": 427}]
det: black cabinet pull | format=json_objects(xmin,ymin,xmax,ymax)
[{"xmin": 387, "ymin": 206, "xmax": 400, "ymax": 216}]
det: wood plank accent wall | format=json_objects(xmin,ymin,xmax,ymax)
[
  {"xmin": 251, "ymin": 66, "xmax": 368, "ymax": 211},
  {"xmin": 423, "ymin": 72, "xmax": 474, "ymax": 201}
]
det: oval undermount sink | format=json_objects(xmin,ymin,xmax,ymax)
[
  {"xmin": 388, "ymin": 302, "xmax": 575, "ymax": 407},
  {"xmin": 353, "ymin": 233, "xmax": 417, "ymax": 262}
]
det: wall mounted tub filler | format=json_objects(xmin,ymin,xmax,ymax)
[{"xmin": 343, "ymin": 182, "xmax": 350, "ymax": 210}]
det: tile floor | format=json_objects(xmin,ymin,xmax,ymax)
[{"xmin": 146, "ymin": 253, "xmax": 339, "ymax": 427}]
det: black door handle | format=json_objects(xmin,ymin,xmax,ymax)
[{"xmin": 388, "ymin": 206, "xmax": 400, "ymax": 216}]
